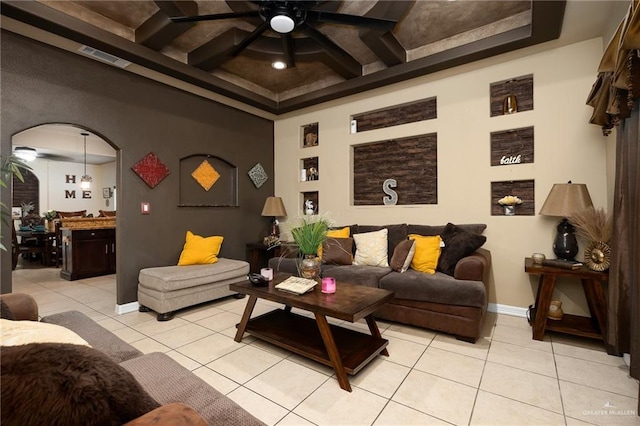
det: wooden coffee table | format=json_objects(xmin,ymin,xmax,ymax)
[{"xmin": 230, "ymin": 274, "xmax": 394, "ymax": 392}]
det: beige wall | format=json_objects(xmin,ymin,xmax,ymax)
[{"xmin": 274, "ymin": 38, "xmax": 611, "ymax": 315}]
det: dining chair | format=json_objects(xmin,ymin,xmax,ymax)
[{"xmin": 12, "ymin": 223, "xmax": 47, "ymax": 270}]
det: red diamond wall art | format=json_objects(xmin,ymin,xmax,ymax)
[{"xmin": 131, "ymin": 152, "xmax": 171, "ymax": 189}]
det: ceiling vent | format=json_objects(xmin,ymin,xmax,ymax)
[{"xmin": 77, "ymin": 45, "xmax": 131, "ymax": 69}]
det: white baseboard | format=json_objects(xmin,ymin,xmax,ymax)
[
  {"xmin": 115, "ymin": 301, "xmax": 139, "ymax": 315},
  {"xmin": 488, "ymin": 303, "xmax": 528, "ymax": 318}
]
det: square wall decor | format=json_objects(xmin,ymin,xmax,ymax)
[
  {"xmin": 248, "ymin": 163, "xmax": 268, "ymax": 188},
  {"xmin": 131, "ymin": 152, "xmax": 171, "ymax": 189}
]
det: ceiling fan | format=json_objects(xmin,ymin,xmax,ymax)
[{"xmin": 170, "ymin": 1, "xmax": 398, "ymax": 69}]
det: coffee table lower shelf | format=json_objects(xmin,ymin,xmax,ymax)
[{"xmin": 241, "ymin": 309, "xmax": 388, "ymax": 375}]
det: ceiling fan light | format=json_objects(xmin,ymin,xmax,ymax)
[
  {"xmin": 272, "ymin": 60, "xmax": 286, "ymax": 70},
  {"xmin": 270, "ymin": 14, "xmax": 295, "ymax": 33},
  {"xmin": 14, "ymin": 147, "xmax": 37, "ymax": 162}
]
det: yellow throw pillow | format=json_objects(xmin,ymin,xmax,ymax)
[
  {"xmin": 408, "ymin": 234, "xmax": 442, "ymax": 274},
  {"xmin": 177, "ymin": 231, "xmax": 223, "ymax": 266},
  {"xmin": 318, "ymin": 226, "xmax": 350, "ymax": 257}
]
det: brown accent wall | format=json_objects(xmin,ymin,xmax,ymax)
[{"xmin": 1, "ymin": 31, "xmax": 274, "ymax": 303}]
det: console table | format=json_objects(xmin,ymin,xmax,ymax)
[{"xmin": 524, "ymin": 257, "xmax": 612, "ymax": 353}]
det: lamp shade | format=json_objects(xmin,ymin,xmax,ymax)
[
  {"xmin": 539, "ymin": 183, "xmax": 593, "ymax": 217},
  {"xmin": 261, "ymin": 196, "xmax": 287, "ymax": 217}
]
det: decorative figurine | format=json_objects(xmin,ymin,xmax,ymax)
[{"xmin": 305, "ymin": 199, "xmax": 314, "ymax": 215}]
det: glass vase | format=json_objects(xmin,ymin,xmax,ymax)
[{"xmin": 300, "ymin": 254, "xmax": 320, "ymax": 280}]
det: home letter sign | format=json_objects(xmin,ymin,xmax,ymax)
[{"xmin": 383, "ymin": 179, "xmax": 398, "ymax": 205}]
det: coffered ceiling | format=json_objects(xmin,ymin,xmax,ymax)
[{"xmin": 1, "ymin": 1, "xmax": 568, "ymax": 114}]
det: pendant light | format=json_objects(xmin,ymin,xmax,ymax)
[{"xmin": 80, "ymin": 132, "xmax": 92, "ymax": 190}]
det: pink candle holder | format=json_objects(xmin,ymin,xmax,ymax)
[{"xmin": 321, "ymin": 277, "xmax": 336, "ymax": 294}]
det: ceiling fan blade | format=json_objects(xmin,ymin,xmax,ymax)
[
  {"xmin": 229, "ymin": 20, "xmax": 270, "ymax": 57},
  {"xmin": 306, "ymin": 10, "xmax": 397, "ymax": 32},
  {"xmin": 281, "ymin": 33, "xmax": 295, "ymax": 68},
  {"xmin": 170, "ymin": 11, "xmax": 259, "ymax": 23}
]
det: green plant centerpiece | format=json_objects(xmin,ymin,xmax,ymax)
[{"xmin": 290, "ymin": 215, "xmax": 330, "ymax": 280}]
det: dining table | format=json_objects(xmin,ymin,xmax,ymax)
[{"xmin": 16, "ymin": 229, "xmax": 57, "ymax": 266}]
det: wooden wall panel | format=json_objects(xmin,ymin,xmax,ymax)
[
  {"xmin": 491, "ymin": 179, "xmax": 535, "ymax": 216},
  {"xmin": 490, "ymin": 127, "xmax": 534, "ymax": 166},
  {"xmin": 353, "ymin": 134, "xmax": 437, "ymax": 205},
  {"xmin": 12, "ymin": 169, "xmax": 40, "ymax": 215},
  {"xmin": 352, "ymin": 97, "xmax": 437, "ymax": 132}
]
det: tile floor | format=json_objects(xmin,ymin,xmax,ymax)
[{"xmin": 10, "ymin": 268, "xmax": 640, "ymax": 426}]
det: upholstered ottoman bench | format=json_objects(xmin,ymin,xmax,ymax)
[{"xmin": 137, "ymin": 258, "xmax": 250, "ymax": 321}]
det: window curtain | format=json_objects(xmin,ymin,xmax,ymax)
[
  {"xmin": 608, "ymin": 101, "xmax": 639, "ymax": 382},
  {"xmin": 586, "ymin": 0, "xmax": 639, "ymax": 412}
]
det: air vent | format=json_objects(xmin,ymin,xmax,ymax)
[{"xmin": 77, "ymin": 45, "xmax": 131, "ymax": 69}]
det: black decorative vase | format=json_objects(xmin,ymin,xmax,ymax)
[{"xmin": 553, "ymin": 218, "xmax": 578, "ymax": 260}]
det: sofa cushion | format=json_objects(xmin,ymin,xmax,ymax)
[
  {"xmin": 121, "ymin": 352, "xmax": 264, "ymax": 426},
  {"xmin": 1, "ymin": 343, "xmax": 159, "ymax": 426},
  {"xmin": 322, "ymin": 237, "xmax": 353, "ymax": 265},
  {"xmin": 379, "ymin": 269, "xmax": 487, "ymax": 308},
  {"xmin": 1, "ymin": 299, "xmax": 15, "ymax": 320},
  {"xmin": 407, "ymin": 223, "xmax": 487, "ymax": 236},
  {"xmin": 178, "ymin": 231, "xmax": 223, "ymax": 266},
  {"xmin": 390, "ymin": 239, "xmax": 415, "ymax": 273},
  {"xmin": 0, "ymin": 319, "xmax": 90, "ymax": 347},
  {"xmin": 353, "ymin": 229, "xmax": 389, "ymax": 267},
  {"xmin": 437, "ymin": 223, "xmax": 487, "ymax": 276},
  {"xmin": 321, "ymin": 265, "xmax": 391, "ymax": 288},
  {"xmin": 41, "ymin": 310, "xmax": 143, "ymax": 363},
  {"xmin": 356, "ymin": 224, "xmax": 408, "ymax": 262},
  {"xmin": 139, "ymin": 258, "xmax": 249, "ymax": 292},
  {"xmin": 408, "ymin": 235, "xmax": 442, "ymax": 274}
]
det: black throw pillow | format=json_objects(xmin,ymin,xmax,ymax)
[
  {"xmin": 1, "ymin": 343, "xmax": 159, "ymax": 426},
  {"xmin": 437, "ymin": 223, "xmax": 486, "ymax": 276}
]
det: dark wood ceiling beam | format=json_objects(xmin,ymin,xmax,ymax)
[
  {"xmin": 190, "ymin": 22, "xmax": 269, "ymax": 71},
  {"xmin": 358, "ymin": 0, "xmax": 412, "ymax": 66},
  {"xmin": 299, "ymin": 22, "xmax": 362, "ymax": 79},
  {"xmin": 360, "ymin": 31, "xmax": 405, "ymax": 66},
  {"xmin": 136, "ymin": 1, "xmax": 197, "ymax": 50}
]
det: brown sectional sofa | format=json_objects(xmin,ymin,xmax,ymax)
[
  {"xmin": 270, "ymin": 223, "xmax": 490, "ymax": 343},
  {"xmin": 0, "ymin": 293, "xmax": 264, "ymax": 426}
]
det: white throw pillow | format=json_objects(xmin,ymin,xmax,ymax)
[
  {"xmin": 0, "ymin": 319, "xmax": 91, "ymax": 347},
  {"xmin": 353, "ymin": 229, "xmax": 389, "ymax": 267}
]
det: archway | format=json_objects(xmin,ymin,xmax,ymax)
[{"xmin": 11, "ymin": 124, "xmax": 120, "ymax": 283}]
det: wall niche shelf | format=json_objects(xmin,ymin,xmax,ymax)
[
  {"xmin": 301, "ymin": 123, "xmax": 319, "ymax": 148},
  {"xmin": 350, "ymin": 97, "xmax": 437, "ymax": 133},
  {"xmin": 301, "ymin": 157, "xmax": 319, "ymax": 182},
  {"xmin": 301, "ymin": 191, "xmax": 319, "ymax": 215},
  {"xmin": 490, "ymin": 75, "xmax": 533, "ymax": 117},
  {"xmin": 490, "ymin": 127, "xmax": 534, "ymax": 166},
  {"xmin": 491, "ymin": 179, "xmax": 535, "ymax": 216},
  {"xmin": 352, "ymin": 133, "xmax": 437, "ymax": 206}
]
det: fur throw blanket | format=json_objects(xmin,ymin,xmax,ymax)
[{"xmin": 1, "ymin": 343, "xmax": 159, "ymax": 426}]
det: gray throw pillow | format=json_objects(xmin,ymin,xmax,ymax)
[{"xmin": 390, "ymin": 239, "xmax": 416, "ymax": 273}]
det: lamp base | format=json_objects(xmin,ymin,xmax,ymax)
[{"xmin": 553, "ymin": 218, "xmax": 578, "ymax": 261}]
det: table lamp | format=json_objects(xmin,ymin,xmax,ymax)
[
  {"xmin": 261, "ymin": 196, "xmax": 287, "ymax": 238},
  {"xmin": 539, "ymin": 181, "xmax": 593, "ymax": 261}
]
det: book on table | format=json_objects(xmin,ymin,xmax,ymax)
[
  {"xmin": 275, "ymin": 276, "xmax": 317, "ymax": 295},
  {"xmin": 541, "ymin": 259, "xmax": 583, "ymax": 270}
]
